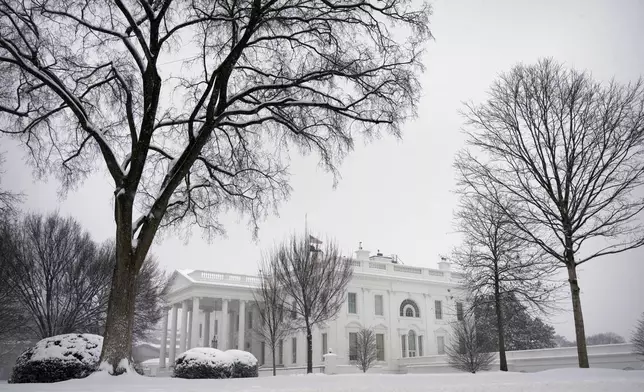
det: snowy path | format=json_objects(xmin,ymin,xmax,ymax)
[{"xmin": 1, "ymin": 369, "xmax": 643, "ymax": 392}]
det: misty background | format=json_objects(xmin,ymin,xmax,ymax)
[{"xmin": 2, "ymin": 0, "xmax": 643, "ymax": 341}]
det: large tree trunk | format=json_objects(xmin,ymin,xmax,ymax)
[
  {"xmin": 306, "ymin": 322, "xmax": 313, "ymax": 373},
  {"xmin": 272, "ymin": 347, "xmax": 277, "ymax": 376},
  {"xmin": 567, "ymin": 262, "xmax": 589, "ymax": 368},
  {"xmin": 493, "ymin": 280, "xmax": 508, "ymax": 371},
  {"xmin": 99, "ymin": 195, "xmax": 139, "ymax": 374}
]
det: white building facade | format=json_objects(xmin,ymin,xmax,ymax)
[{"xmin": 160, "ymin": 247, "xmax": 465, "ymax": 372}]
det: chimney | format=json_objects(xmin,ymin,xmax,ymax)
[
  {"xmin": 355, "ymin": 243, "xmax": 370, "ymax": 261},
  {"xmin": 438, "ymin": 256, "xmax": 451, "ymax": 272}
]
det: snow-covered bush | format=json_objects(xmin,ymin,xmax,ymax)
[
  {"xmin": 226, "ymin": 349, "xmax": 258, "ymax": 378},
  {"xmin": 9, "ymin": 334, "xmax": 102, "ymax": 383},
  {"xmin": 172, "ymin": 348, "xmax": 259, "ymax": 379},
  {"xmin": 173, "ymin": 348, "xmax": 234, "ymax": 379}
]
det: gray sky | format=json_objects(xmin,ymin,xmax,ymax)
[{"xmin": 2, "ymin": 0, "xmax": 643, "ymax": 341}]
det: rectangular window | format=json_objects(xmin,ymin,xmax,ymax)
[
  {"xmin": 248, "ymin": 312, "xmax": 253, "ymax": 329},
  {"xmin": 279, "ymin": 340, "xmax": 284, "ymax": 365},
  {"xmin": 348, "ymin": 292, "xmax": 357, "ymax": 314},
  {"xmin": 437, "ymin": 336, "xmax": 445, "ymax": 355},
  {"xmin": 292, "ymin": 337, "xmax": 297, "ymax": 364},
  {"xmin": 349, "ymin": 332, "xmax": 358, "ymax": 360},
  {"xmin": 322, "ymin": 333, "xmax": 328, "ymax": 356},
  {"xmin": 456, "ymin": 302, "xmax": 464, "ymax": 321},
  {"xmin": 215, "ymin": 320, "xmax": 218, "ymax": 334},
  {"xmin": 236, "ymin": 314, "xmax": 240, "ymax": 331},
  {"xmin": 376, "ymin": 333, "xmax": 385, "ymax": 361},
  {"xmin": 261, "ymin": 342, "xmax": 266, "ymax": 365},
  {"xmin": 374, "ymin": 295, "xmax": 383, "ymax": 316},
  {"xmin": 418, "ymin": 336, "xmax": 424, "ymax": 356},
  {"xmin": 291, "ymin": 301, "xmax": 297, "ymax": 319},
  {"xmin": 401, "ymin": 335, "xmax": 407, "ymax": 358},
  {"xmin": 199, "ymin": 323, "xmax": 203, "ymax": 338},
  {"xmin": 435, "ymin": 300, "xmax": 443, "ymax": 320}
]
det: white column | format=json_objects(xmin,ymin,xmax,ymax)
[
  {"xmin": 250, "ymin": 304, "xmax": 259, "ymax": 354},
  {"xmin": 169, "ymin": 304, "xmax": 179, "ymax": 366},
  {"xmin": 221, "ymin": 299, "xmax": 229, "ymax": 350},
  {"xmin": 203, "ymin": 309, "xmax": 211, "ymax": 347},
  {"xmin": 187, "ymin": 311, "xmax": 192, "ymax": 349},
  {"xmin": 180, "ymin": 300, "xmax": 189, "ymax": 353},
  {"xmin": 238, "ymin": 300, "xmax": 246, "ymax": 351},
  {"xmin": 191, "ymin": 297, "xmax": 201, "ymax": 348},
  {"xmin": 159, "ymin": 308, "xmax": 169, "ymax": 368},
  {"xmin": 213, "ymin": 310, "xmax": 219, "ymax": 348}
]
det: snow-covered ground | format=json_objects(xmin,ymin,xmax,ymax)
[{"xmin": 0, "ymin": 368, "xmax": 643, "ymax": 392}]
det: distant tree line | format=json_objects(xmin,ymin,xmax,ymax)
[{"xmin": 554, "ymin": 332, "xmax": 626, "ymax": 348}]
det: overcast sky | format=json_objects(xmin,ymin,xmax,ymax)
[{"xmin": 2, "ymin": 0, "xmax": 643, "ymax": 341}]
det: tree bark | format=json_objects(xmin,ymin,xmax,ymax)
[
  {"xmin": 493, "ymin": 277, "xmax": 508, "ymax": 371},
  {"xmin": 567, "ymin": 262, "xmax": 589, "ymax": 368},
  {"xmin": 306, "ymin": 323, "xmax": 313, "ymax": 373},
  {"xmin": 272, "ymin": 347, "xmax": 276, "ymax": 376},
  {"xmin": 99, "ymin": 194, "xmax": 139, "ymax": 373}
]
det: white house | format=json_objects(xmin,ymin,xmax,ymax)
[{"xmin": 160, "ymin": 246, "xmax": 466, "ymax": 372}]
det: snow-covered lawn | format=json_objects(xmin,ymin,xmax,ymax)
[{"xmin": 0, "ymin": 368, "xmax": 642, "ymax": 392}]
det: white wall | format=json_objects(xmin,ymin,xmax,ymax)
[
  {"xmin": 328, "ymin": 265, "xmax": 464, "ymax": 369},
  {"xmin": 398, "ymin": 344, "xmax": 643, "ymax": 374}
]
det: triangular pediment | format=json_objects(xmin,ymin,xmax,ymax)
[
  {"xmin": 166, "ymin": 271, "xmax": 194, "ymax": 295},
  {"xmin": 434, "ymin": 327, "xmax": 448, "ymax": 335},
  {"xmin": 345, "ymin": 321, "xmax": 363, "ymax": 329},
  {"xmin": 372, "ymin": 323, "xmax": 388, "ymax": 331}
]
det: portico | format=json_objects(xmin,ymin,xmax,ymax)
[{"xmin": 159, "ymin": 271, "xmax": 262, "ymax": 368}]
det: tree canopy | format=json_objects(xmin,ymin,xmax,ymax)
[{"xmin": 474, "ymin": 294, "xmax": 557, "ymax": 351}]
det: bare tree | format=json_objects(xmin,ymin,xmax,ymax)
[
  {"xmin": 355, "ymin": 327, "xmax": 378, "ymax": 373},
  {"xmin": 0, "ymin": 217, "xmax": 25, "ymax": 344},
  {"xmin": 0, "ymin": 151, "xmax": 21, "ymax": 217},
  {"xmin": 451, "ymin": 194, "xmax": 561, "ymax": 371},
  {"xmin": 0, "ymin": 0, "xmax": 431, "ymax": 372},
  {"xmin": 446, "ymin": 317, "xmax": 495, "ymax": 374},
  {"xmin": 131, "ymin": 254, "xmax": 169, "ymax": 343},
  {"xmin": 4, "ymin": 212, "xmax": 108, "ymax": 338},
  {"xmin": 455, "ymin": 58, "xmax": 644, "ymax": 368},
  {"xmin": 252, "ymin": 256, "xmax": 292, "ymax": 376},
  {"xmin": 633, "ymin": 313, "xmax": 644, "ymax": 359},
  {"xmin": 273, "ymin": 233, "xmax": 353, "ymax": 373},
  {"xmin": 2, "ymin": 212, "xmax": 167, "ymax": 344}
]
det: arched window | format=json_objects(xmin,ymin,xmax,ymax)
[
  {"xmin": 399, "ymin": 299, "xmax": 420, "ymax": 317},
  {"xmin": 408, "ymin": 330, "xmax": 417, "ymax": 357}
]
